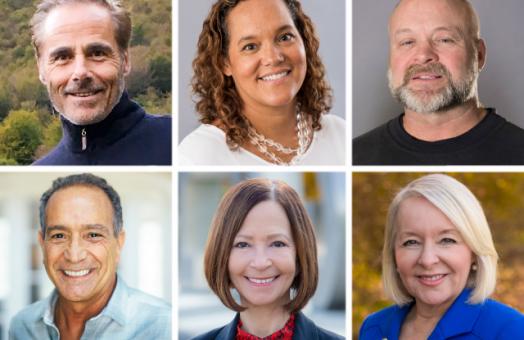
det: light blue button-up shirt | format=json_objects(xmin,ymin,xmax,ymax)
[{"xmin": 8, "ymin": 275, "xmax": 171, "ymax": 340}]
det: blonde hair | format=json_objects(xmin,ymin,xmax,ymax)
[{"xmin": 382, "ymin": 174, "xmax": 498, "ymax": 305}]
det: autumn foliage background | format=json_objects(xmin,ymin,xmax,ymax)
[
  {"xmin": 353, "ymin": 173, "xmax": 524, "ymax": 339},
  {"xmin": 0, "ymin": 0, "xmax": 171, "ymax": 164}
]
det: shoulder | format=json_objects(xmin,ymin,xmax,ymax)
[
  {"xmin": 359, "ymin": 305, "xmax": 402, "ymax": 339},
  {"xmin": 124, "ymin": 285, "xmax": 171, "ymax": 315},
  {"xmin": 353, "ymin": 119, "xmax": 393, "ymax": 147},
  {"xmin": 136, "ymin": 113, "xmax": 172, "ymax": 135},
  {"xmin": 32, "ymin": 142, "xmax": 68, "ymax": 166},
  {"xmin": 191, "ymin": 314, "xmax": 238, "ymax": 340},
  {"xmin": 474, "ymin": 299, "xmax": 524, "ymax": 336},
  {"xmin": 320, "ymin": 114, "xmax": 345, "ymax": 131},
  {"xmin": 9, "ymin": 298, "xmax": 48, "ymax": 336},
  {"xmin": 317, "ymin": 114, "xmax": 346, "ymax": 142},
  {"xmin": 178, "ymin": 125, "xmax": 233, "ymax": 165},
  {"xmin": 295, "ymin": 312, "xmax": 345, "ymax": 339}
]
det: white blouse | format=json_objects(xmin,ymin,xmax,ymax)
[{"xmin": 178, "ymin": 114, "xmax": 345, "ymax": 166}]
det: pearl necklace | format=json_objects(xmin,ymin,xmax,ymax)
[{"xmin": 247, "ymin": 111, "xmax": 312, "ymax": 165}]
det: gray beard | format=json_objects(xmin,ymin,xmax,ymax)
[{"xmin": 388, "ymin": 61, "xmax": 478, "ymax": 114}]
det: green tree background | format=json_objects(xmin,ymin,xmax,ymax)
[
  {"xmin": 353, "ymin": 173, "xmax": 524, "ymax": 339},
  {"xmin": 0, "ymin": 0, "xmax": 171, "ymax": 164}
]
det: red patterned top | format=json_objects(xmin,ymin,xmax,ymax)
[{"xmin": 236, "ymin": 314, "xmax": 295, "ymax": 340}]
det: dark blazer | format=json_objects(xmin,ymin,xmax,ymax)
[
  {"xmin": 192, "ymin": 312, "xmax": 344, "ymax": 340},
  {"xmin": 359, "ymin": 289, "xmax": 524, "ymax": 339}
]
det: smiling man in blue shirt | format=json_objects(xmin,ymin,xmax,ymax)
[{"xmin": 8, "ymin": 173, "xmax": 171, "ymax": 340}]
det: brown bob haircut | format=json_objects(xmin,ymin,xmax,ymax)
[
  {"xmin": 204, "ymin": 178, "xmax": 319, "ymax": 312},
  {"xmin": 192, "ymin": 0, "xmax": 332, "ymax": 149}
]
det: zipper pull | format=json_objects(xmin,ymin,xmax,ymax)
[{"xmin": 81, "ymin": 128, "xmax": 87, "ymax": 151}]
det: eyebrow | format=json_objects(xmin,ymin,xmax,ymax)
[
  {"xmin": 236, "ymin": 24, "xmax": 295, "ymax": 46},
  {"xmin": 48, "ymin": 46, "xmax": 73, "ymax": 60},
  {"xmin": 85, "ymin": 42, "xmax": 114, "ymax": 55},
  {"xmin": 398, "ymin": 228, "xmax": 460, "ymax": 237},
  {"xmin": 45, "ymin": 224, "xmax": 111, "ymax": 235},
  {"xmin": 394, "ymin": 26, "xmax": 464, "ymax": 38},
  {"xmin": 234, "ymin": 232, "xmax": 293, "ymax": 242}
]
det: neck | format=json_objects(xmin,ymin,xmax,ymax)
[
  {"xmin": 54, "ymin": 276, "xmax": 117, "ymax": 339},
  {"xmin": 239, "ymin": 305, "xmax": 291, "ymax": 338},
  {"xmin": 403, "ymin": 100, "xmax": 486, "ymax": 141},
  {"xmin": 243, "ymin": 102, "xmax": 298, "ymax": 146}
]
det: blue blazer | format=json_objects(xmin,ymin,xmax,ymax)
[
  {"xmin": 359, "ymin": 289, "xmax": 524, "ymax": 339},
  {"xmin": 192, "ymin": 312, "xmax": 345, "ymax": 340}
]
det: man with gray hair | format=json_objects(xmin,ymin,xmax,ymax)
[
  {"xmin": 353, "ymin": 0, "xmax": 524, "ymax": 165},
  {"xmin": 8, "ymin": 173, "xmax": 171, "ymax": 339},
  {"xmin": 31, "ymin": 0, "xmax": 171, "ymax": 165}
]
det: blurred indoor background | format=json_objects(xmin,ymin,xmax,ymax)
[
  {"xmin": 0, "ymin": 172, "xmax": 172, "ymax": 340},
  {"xmin": 178, "ymin": 172, "xmax": 346, "ymax": 339}
]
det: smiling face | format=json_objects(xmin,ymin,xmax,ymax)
[
  {"xmin": 37, "ymin": 3, "xmax": 130, "ymax": 125},
  {"xmin": 228, "ymin": 200, "xmax": 296, "ymax": 310},
  {"xmin": 394, "ymin": 196, "xmax": 473, "ymax": 310},
  {"xmin": 39, "ymin": 185, "xmax": 124, "ymax": 305},
  {"xmin": 388, "ymin": 0, "xmax": 485, "ymax": 113},
  {"xmin": 223, "ymin": 0, "xmax": 307, "ymax": 112}
]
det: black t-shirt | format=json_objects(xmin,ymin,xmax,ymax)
[{"xmin": 353, "ymin": 109, "xmax": 524, "ymax": 165}]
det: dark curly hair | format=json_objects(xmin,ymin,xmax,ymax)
[{"xmin": 192, "ymin": 0, "xmax": 332, "ymax": 148}]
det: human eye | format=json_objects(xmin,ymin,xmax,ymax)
[
  {"xmin": 241, "ymin": 43, "xmax": 257, "ymax": 52},
  {"xmin": 233, "ymin": 241, "xmax": 250, "ymax": 249},
  {"xmin": 436, "ymin": 37, "xmax": 455, "ymax": 44},
  {"xmin": 52, "ymin": 53, "xmax": 70, "ymax": 64},
  {"xmin": 271, "ymin": 240, "xmax": 288, "ymax": 248},
  {"xmin": 401, "ymin": 239, "xmax": 419, "ymax": 247},
  {"xmin": 440, "ymin": 237, "xmax": 457, "ymax": 245},
  {"xmin": 87, "ymin": 232, "xmax": 103, "ymax": 240},
  {"xmin": 48, "ymin": 232, "xmax": 66, "ymax": 242},
  {"xmin": 399, "ymin": 39, "xmax": 414, "ymax": 47},
  {"xmin": 278, "ymin": 32, "xmax": 295, "ymax": 42}
]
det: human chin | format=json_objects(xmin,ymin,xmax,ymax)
[{"xmin": 57, "ymin": 88, "xmax": 120, "ymax": 125}]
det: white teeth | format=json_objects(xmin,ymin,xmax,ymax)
[
  {"xmin": 73, "ymin": 92, "xmax": 96, "ymax": 97},
  {"xmin": 418, "ymin": 75, "xmax": 438, "ymax": 80},
  {"xmin": 64, "ymin": 269, "xmax": 90, "ymax": 277},
  {"xmin": 249, "ymin": 277, "xmax": 275, "ymax": 284},
  {"xmin": 261, "ymin": 71, "xmax": 288, "ymax": 81},
  {"xmin": 420, "ymin": 274, "xmax": 444, "ymax": 281}
]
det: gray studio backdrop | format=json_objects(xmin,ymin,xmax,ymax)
[
  {"xmin": 353, "ymin": 0, "xmax": 524, "ymax": 138},
  {"xmin": 179, "ymin": 0, "xmax": 346, "ymax": 141}
]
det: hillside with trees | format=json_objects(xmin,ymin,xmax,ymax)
[{"xmin": 0, "ymin": 0, "xmax": 171, "ymax": 164}]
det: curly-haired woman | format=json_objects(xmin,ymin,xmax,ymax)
[{"xmin": 179, "ymin": 0, "xmax": 345, "ymax": 165}]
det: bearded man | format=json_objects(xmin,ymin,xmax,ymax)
[{"xmin": 353, "ymin": 0, "xmax": 524, "ymax": 165}]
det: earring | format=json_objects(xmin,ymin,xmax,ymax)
[{"xmin": 472, "ymin": 264, "xmax": 478, "ymax": 271}]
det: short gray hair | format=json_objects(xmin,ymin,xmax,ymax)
[
  {"xmin": 31, "ymin": 0, "xmax": 132, "ymax": 57},
  {"xmin": 39, "ymin": 173, "xmax": 123, "ymax": 236}
]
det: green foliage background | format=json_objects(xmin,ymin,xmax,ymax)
[
  {"xmin": 353, "ymin": 172, "xmax": 524, "ymax": 339},
  {"xmin": 0, "ymin": 0, "xmax": 171, "ymax": 164}
]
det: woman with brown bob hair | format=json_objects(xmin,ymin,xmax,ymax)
[
  {"xmin": 192, "ymin": 178, "xmax": 344, "ymax": 339},
  {"xmin": 179, "ymin": 0, "xmax": 345, "ymax": 166}
]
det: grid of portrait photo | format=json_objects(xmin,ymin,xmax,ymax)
[{"xmin": 1, "ymin": 1, "xmax": 524, "ymax": 340}]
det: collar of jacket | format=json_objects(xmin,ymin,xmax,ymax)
[
  {"xmin": 216, "ymin": 312, "xmax": 323, "ymax": 340},
  {"xmin": 379, "ymin": 288, "xmax": 481, "ymax": 340},
  {"xmin": 59, "ymin": 91, "xmax": 145, "ymax": 153}
]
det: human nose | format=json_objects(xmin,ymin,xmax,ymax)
[
  {"xmin": 71, "ymin": 55, "xmax": 90, "ymax": 81},
  {"xmin": 417, "ymin": 243, "xmax": 439, "ymax": 268},
  {"xmin": 262, "ymin": 43, "xmax": 285, "ymax": 66},
  {"xmin": 249, "ymin": 246, "xmax": 272, "ymax": 270},
  {"xmin": 64, "ymin": 236, "xmax": 87, "ymax": 262},
  {"xmin": 413, "ymin": 41, "xmax": 439, "ymax": 64}
]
